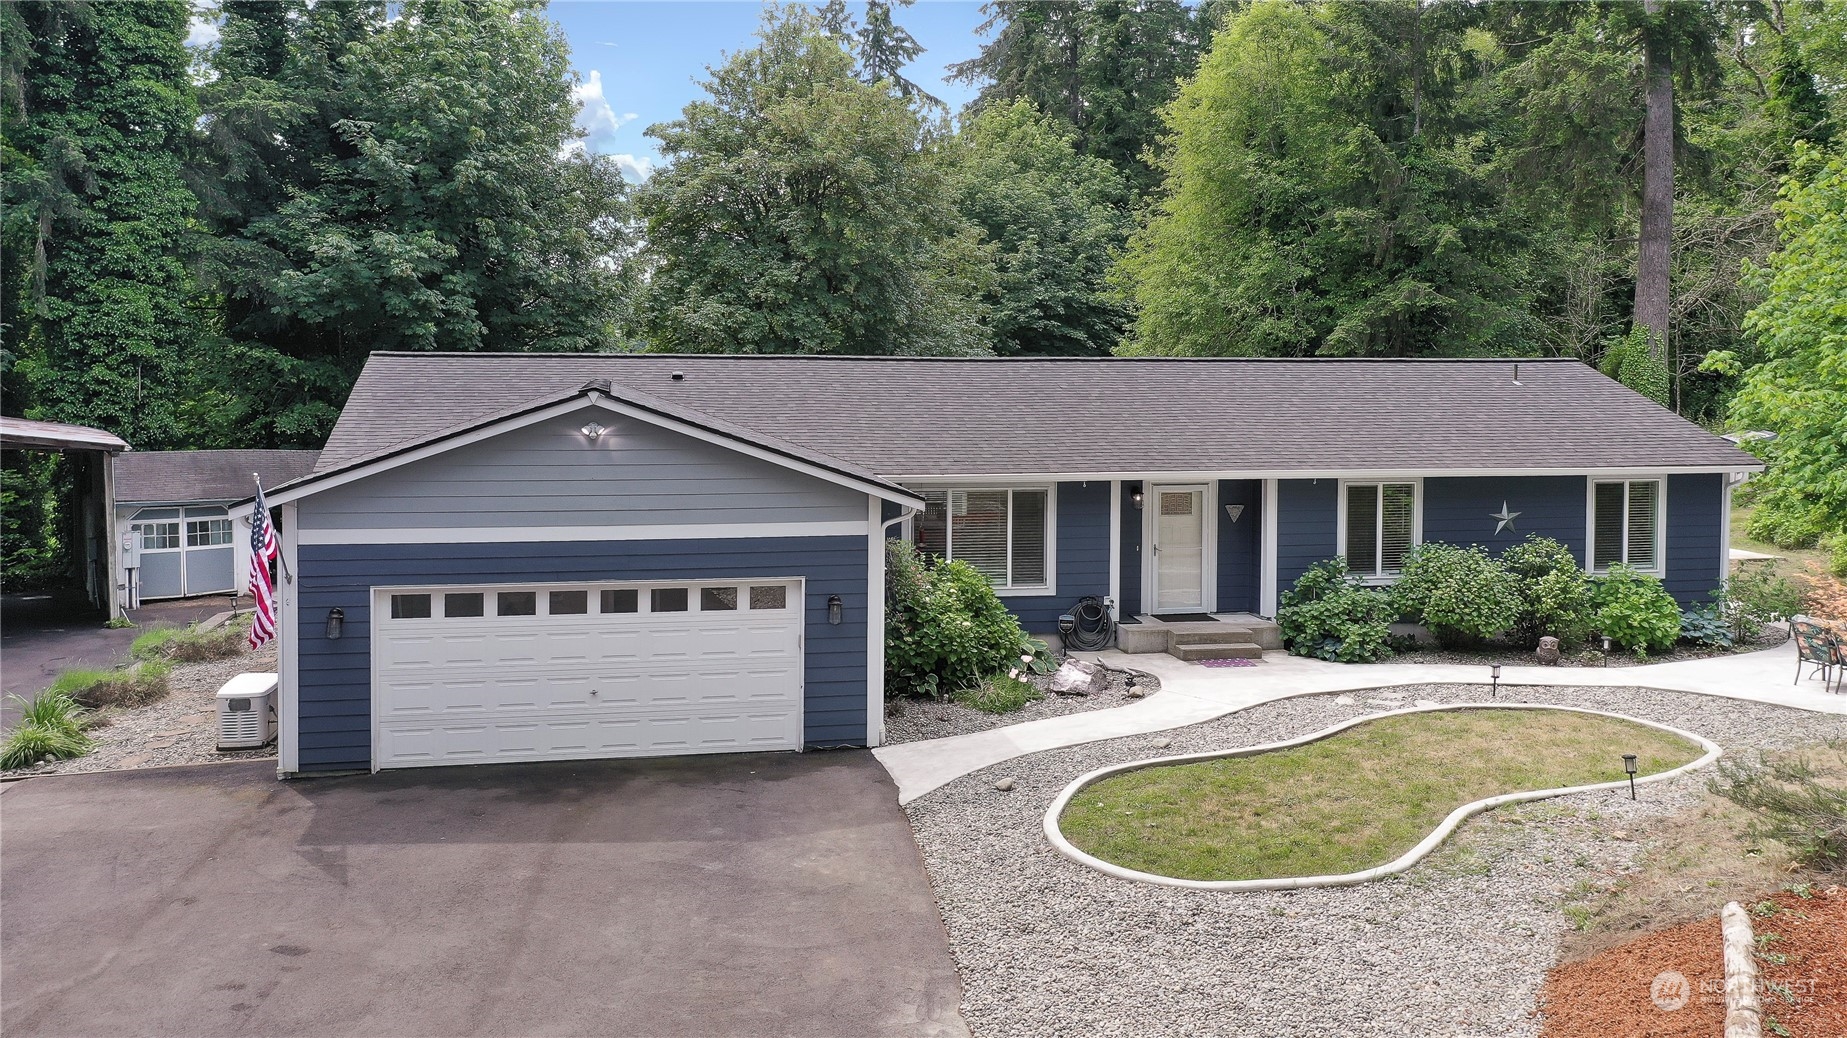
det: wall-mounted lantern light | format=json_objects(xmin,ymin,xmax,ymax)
[
  {"xmin": 827, "ymin": 595, "xmax": 843, "ymax": 626},
  {"xmin": 1129, "ymin": 483, "xmax": 1144, "ymax": 510},
  {"xmin": 1622, "ymin": 753, "xmax": 1639, "ymax": 799},
  {"xmin": 325, "ymin": 607, "xmax": 345, "ymax": 640},
  {"xmin": 580, "ymin": 421, "xmax": 607, "ymax": 441}
]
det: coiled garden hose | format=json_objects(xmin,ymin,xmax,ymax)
[{"xmin": 1061, "ymin": 595, "xmax": 1116, "ymax": 653}]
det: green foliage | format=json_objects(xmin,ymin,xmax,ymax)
[
  {"xmin": 948, "ymin": 0, "xmax": 1217, "ymax": 195},
  {"xmin": 1724, "ymin": 564, "xmax": 1807, "ymax": 639},
  {"xmin": 1391, "ymin": 543, "xmax": 1522, "ymax": 649},
  {"xmin": 940, "ymin": 99, "xmax": 1131, "ymax": 356},
  {"xmin": 0, "ymin": 452, "xmax": 65, "ymax": 589},
  {"xmin": 1678, "ymin": 602, "xmax": 1735, "ymax": 649},
  {"xmin": 48, "ymin": 661, "xmax": 170, "ymax": 710},
  {"xmin": 3, "ymin": 0, "xmax": 207, "ymax": 448},
  {"xmin": 1277, "ymin": 558, "xmax": 1395, "ymax": 663},
  {"xmin": 1502, "ymin": 536, "xmax": 1595, "ymax": 650},
  {"xmin": 1118, "ymin": 0, "xmax": 1542, "ymax": 359},
  {"xmin": 1709, "ymin": 742, "xmax": 1847, "ymax": 872},
  {"xmin": 1599, "ymin": 327, "xmax": 1671, "ymax": 406},
  {"xmin": 1731, "ymin": 148, "xmax": 1847, "ymax": 554},
  {"xmin": 884, "ymin": 541, "xmax": 1031, "ymax": 697},
  {"xmin": 131, "ymin": 622, "xmax": 247, "ymax": 663},
  {"xmin": 1590, "ymin": 564, "xmax": 1682, "ymax": 655},
  {"xmin": 0, "ymin": 691, "xmax": 95, "ymax": 769},
  {"xmin": 639, "ymin": 6, "xmax": 988, "ymax": 357},
  {"xmin": 953, "ymin": 672, "xmax": 1043, "ymax": 715}
]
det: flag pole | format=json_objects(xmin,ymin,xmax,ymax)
[{"xmin": 256, "ymin": 472, "xmax": 293, "ymax": 583}]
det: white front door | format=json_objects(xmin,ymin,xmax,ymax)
[
  {"xmin": 371, "ymin": 579, "xmax": 805, "ymax": 769},
  {"xmin": 1151, "ymin": 485, "xmax": 1207, "ymax": 612}
]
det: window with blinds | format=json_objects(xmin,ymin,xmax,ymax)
[
  {"xmin": 1591, "ymin": 479, "xmax": 1661, "ymax": 570},
  {"xmin": 911, "ymin": 487, "xmax": 1052, "ymax": 590},
  {"xmin": 1344, "ymin": 482, "xmax": 1418, "ymax": 578}
]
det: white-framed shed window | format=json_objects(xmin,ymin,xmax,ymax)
[
  {"xmin": 140, "ymin": 521, "xmax": 181, "ymax": 551},
  {"xmin": 912, "ymin": 486, "xmax": 1052, "ymax": 591},
  {"xmin": 186, "ymin": 518, "xmax": 233, "ymax": 547},
  {"xmin": 1590, "ymin": 478, "xmax": 1662, "ymax": 571},
  {"xmin": 1340, "ymin": 480, "xmax": 1420, "ymax": 579}
]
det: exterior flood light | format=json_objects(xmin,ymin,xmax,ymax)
[
  {"xmin": 1129, "ymin": 483, "xmax": 1144, "ymax": 510},
  {"xmin": 1622, "ymin": 753, "xmax": 1639, "ymax": 800},
  {"xmin": 1490, "ymin": 664, "xmax": 1501, "ymax": 700},
  {"xmin": 827, "ymin": 595, "xmax": 843, "ymax": 626},
  {"xmin": 581, "ymin": 421, "xmax": 607, "ymax": 441},
  {"xmin": 325, "ymin": 607, "xmax": 345, "ymax": 640}
]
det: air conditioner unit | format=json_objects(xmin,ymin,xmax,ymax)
[{"xmin": 217, "ymin": 672, "xmax": 279, "ymax": 750}]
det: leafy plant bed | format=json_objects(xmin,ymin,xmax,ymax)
[
  {"xmin": 883, "ymin": 666, "xmax": 1158, "ymax": 745},
  {"xmin": 1058, "ymin": 708, "xmax": 1706, "ymax": 882},
  {"xmin": 2, "ymin": 646, "xmax": 278, "ymax": 778},
  {"xmin": 1387, "ymin": 625, "xmax": 1789, "ymax": 669},
  {"xmin": 1540, "ymin": 886, "xmax": 1846, "ymax": 1038}
]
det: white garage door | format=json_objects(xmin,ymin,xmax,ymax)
[{"xmin": 372, "ymin": 579, "xmax": 804, "ymax": 769}]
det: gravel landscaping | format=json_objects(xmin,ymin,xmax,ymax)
[
  {"xmin": 2, "ymin": 644, "xmax": 277, "ymax": 778},
  {"xmin": 883, "ymin": 664, "xmax": 1161, "ymax": 744},
  {"xmin": 904, "ymin": 682, "xmax": 1844, "ymax": 1038}
]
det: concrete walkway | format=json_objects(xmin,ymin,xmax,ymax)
[{"xmin": 872, "ymin": 640, "xmax": 1847, "ymax": 804}]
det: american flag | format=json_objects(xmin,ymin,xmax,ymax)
[{"xmin": 248, "ymin": 480, "xmax": 281, "ymax": 650}]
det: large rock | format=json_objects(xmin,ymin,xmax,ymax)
[{"xmin": 1049, "ymin": 659, "xmax": 1099, "ymax": 695}]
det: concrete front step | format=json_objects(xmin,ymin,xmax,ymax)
[
  {"xmin": 1170, "ymin": 627, "xmax": 1257, "ymax": 647},
  {"xmin": 1171, "ymin": 641, "xmax": 1265, "ymax": 661}
]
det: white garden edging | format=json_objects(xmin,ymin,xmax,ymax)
[{"xmin": 1042, "ymin": 702, "xmax": 1724, "ymax": 892}]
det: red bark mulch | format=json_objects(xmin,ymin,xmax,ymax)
[{"xmin": 1540, "ymin": 886, "xmax": 1846, "ymax": 1038}]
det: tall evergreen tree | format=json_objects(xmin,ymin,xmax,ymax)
[
  {"xmin": 819, "ymin": 0, "xmax": 942, "ymax": 107},
  {"xmin": 638, "ymin": 7, "xmax": 988, "ymax": 356}
]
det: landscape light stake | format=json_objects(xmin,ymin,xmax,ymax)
[
  {"xmin": 1622, "ymin": 754, "xmax": 1638, "ymax": 800},
  {"xmin": 1601, "ymin": 636, "xmax": 1614, "ymax": 666},
  {"xmin": 1490, "ymin": 665, "xmax": 1501, "ymax": 700}
]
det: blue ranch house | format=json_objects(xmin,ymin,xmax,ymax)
[{"xmin": 239, "ymin": 355, "xmax": 1761, "ymax": 777}]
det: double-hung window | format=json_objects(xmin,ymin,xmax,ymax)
[
  {"xmin": 1590, "ymin": 478, "xmax": 1661, "ymax": 571},
  {"xmin": 1343, "ymin": 481, "xmax": 1418, "ymax": 579},
  {"xmin": 913, "ymin": 487, "xmax": 1051, "ymax": 592}
]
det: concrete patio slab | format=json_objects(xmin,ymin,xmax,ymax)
[{"xmin": 873, "ymin": 641, "xmax": 1846, "ymax": 804}]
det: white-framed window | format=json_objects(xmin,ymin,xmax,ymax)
[
  {"xmin": 1339, "ymin": 480, "xmax": 1420, "ymax": 579},
  {"xmin": 140, "ymin": 521, "xmax": 181, "ymax": 551},
  {"xmin": 186, "ymin": 518, "xmax": 233, "ymax": 547},
  {"xmin": 911, "ymin": 486, "xmax": 1053, "ymax": 592},
  {"xmin": 1589, "ymin": 478, "xmax": 1663, "ymax": 571}
]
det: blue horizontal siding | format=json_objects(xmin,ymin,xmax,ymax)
[
  {"xmin": 1666, "ymin": 472, "xmax": 1725, "ymax": 604},
  {"xmin": 1422, "ymin": 476, "xmax": 1589, "ymax": 561},
  {"xmin": 1276, "ymin": 479, "xmax": 1338, "ymax": 596},
  {"xmin": 1217, "ymin": 479, "xmax": 1261, "ymax": 613},
  {"xmin": 295, "ymin": 535, "xmax": 869, "ymax": 772},
  {"xmin": 1005, "ymin": 480, "xmax": 1112, "ymax": 631}
]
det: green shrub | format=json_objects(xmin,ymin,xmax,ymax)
[
  {"xmin": 1391, "ymin": 543, "xmax": 1521, "ymax": 649},
  {"xmin": 1679, "ymin": 603, "xmax": 1735, "ymax": 648},
  {"xmin": 0, "ymin": 692, "xmax": 95, "ymax": 769},
  {"xmin": 1591, "ymin": 565, "xmax": 1682, "ymax": 655},
  {"xmin": 131, "ymin": 622, "xmax": 247, "ymax": 663},
  {"xmin": 1825, "ymin": 532, "xmax": 1847, "ymax": 580},
  {"xmin": 1744, "ymin": 489, "xmax": 1830, "ymax": 550},
  {"xmin": 1709, "ymin": 742, "xmax": 1847, "ymax": 872},
  {"xmin": 885, "ymin": 541, "xmax": 1031, "ymax": 698},
  {"xmin": 48, "ymin": 661, "xmax": 171, "ymax": 710},
  {"xmin": 1277, "ymin": 558, "xmax": 1395, "ymax": 663},
  {"xmin": 1723, "ymin": 565, "xmax": 1807, "ymax": 640},
  {"xmin": 1501, "ymin": 536, "xmax": 1595, "ymax": 649},
  {"xmin": 953, "ymin": 672, "xmax": 1044, "ymax": 714}
]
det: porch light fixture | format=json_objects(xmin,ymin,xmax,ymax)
[
  {"xmin": 325, "ymin": 607, "xmax": 345, "ymax": 640},
  {"xmin": 1129, "ymin": 483, "xmax": 1144, "ymax": 510},
  {"xmin": 1490, "ymin": 664, "xmax": 1501, "ymax": 700},
  {"xmin": 1622, "ymin": 753, "xmax": 1639, "ymax": 800},
  {"xmin": 1224, "ymin": 504, "xmax": 1245, "ymax": 523},
  {"xmin": 580, "ymin": 421, "xmax": 607, "ymax": 441},
  {"xmin": 827, "ymin": 594, "xmax": 843, "ymax": 626}
]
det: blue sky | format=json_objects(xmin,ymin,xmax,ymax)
[{"xmin": 548, "ymin": 1, "xmax": 990, "ymax": 179}]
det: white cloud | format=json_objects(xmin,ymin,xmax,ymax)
[
  {"xmin": 187, "ymin": 14, "xmax": 220, "ymax": 48},
  {"xmin": 571, "ymin": 70, "xmax": 639, "ymax": 155},
  {"xmin": 612, "ymin": 154, "xmax": 656, "ymax": 182}
]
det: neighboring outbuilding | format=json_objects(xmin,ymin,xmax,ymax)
[
  {"xmin": 116, "ymin": 450, "xmax": 319, "ymax": 606},
  {"xmin": 240, "ymin": 354, "xmax": 1763, "ymax": 778},
  {"xmin": 0, "ymin": 416, "xmax": 129, "ymax": 617}
]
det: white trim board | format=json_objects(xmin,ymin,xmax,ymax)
[
  {"xmin": 277, "ymin": 502, "xmax": 301, "ymax": 777},
  {"xmin": 1260, "ymin": 478, "xmax": 1280, "ymax": 617},
  {"xmin": 297, "ymin": 522, "xmax": 871, "ymax": 545},
  {"xmin": 255, "ymin": 394, "xmax": 925, "ymax": 512}
]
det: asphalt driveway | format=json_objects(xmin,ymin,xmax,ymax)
[{"xmin": 0, "ymin": 752, "xmax": 968, "ymax": 1038}]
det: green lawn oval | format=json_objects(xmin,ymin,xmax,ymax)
[{"xmin": 1057, "ymin": 708, "xmax": 1705, "ymax": 883}]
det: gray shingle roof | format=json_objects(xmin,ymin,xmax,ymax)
[
  {"xmin": 0, "ymin": 416, "xmax": 128, "ymax": 452},
  {"xmin": 116, "ymin": 450, "xmax": 321, "ymax": 504},
  {"xmin": 317, "ymin": 355, "xmax": 1760, "ymax": 478}
]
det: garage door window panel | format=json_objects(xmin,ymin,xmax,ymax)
[
  {"xmin": 651, "ymin": 587, "xmax": 689, "ymax": 613},
  {"xmin": 497, "ymin": 591, "xmax": 537, "ymax": 616},
  {"xmin": 601, "ymin": 588, "xmax": 639, "ymax": 613},
  {"xmin": 391, "ymin": 593, "xmax": 432, "ymax": 619},
  {"xmin": 749, "ymin": 585, "xmax": 787, "ymax": 610},
  {"xmin": 700, "ymin": 587, "xmax": 738, "ymax": 611},
  {"xmin": 445, "ymin": 592, "xmax": 486, "ymax": 618},
  {"xmin": 141, "ymin": 521, "xmax": 181, "ymax": 551},
  {"xmin": 550, "ymin": 590, "xmax": 588, "ymax": 615}
]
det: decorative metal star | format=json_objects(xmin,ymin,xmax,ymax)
[{"xmin": 1491, "ymin": 501, "xmax": 1521, "ymax": 535}]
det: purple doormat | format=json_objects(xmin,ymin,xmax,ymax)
[{"xmin": 1196, "ymin": 657, "xmax": 1259, "ymax": 668}]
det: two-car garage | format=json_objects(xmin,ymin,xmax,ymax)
[{"xmin": 369, "ymin": 579, "xmax": 807, "ymax": 769}]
